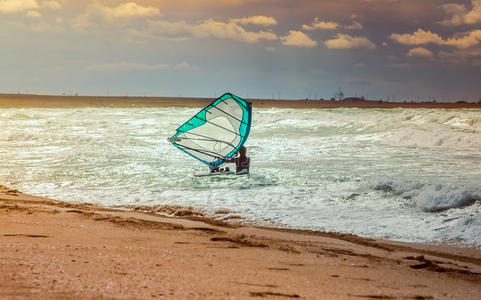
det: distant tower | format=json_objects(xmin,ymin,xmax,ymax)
[{"xmin": 334, "ymin": 87, "xmax": 344, "ymax": 100}]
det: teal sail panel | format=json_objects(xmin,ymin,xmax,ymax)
[{"xmin": 168, "ymin": 93, "xmax": 252, "ymax": 167}]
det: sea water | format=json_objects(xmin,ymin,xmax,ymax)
[{"xmin": 1, "ymin": 107, "xmax": 480, "ymax": 246}]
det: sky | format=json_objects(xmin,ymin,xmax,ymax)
[{"xmin": 0, "ymin": 0, "xmax": 480, "ymax": 101}]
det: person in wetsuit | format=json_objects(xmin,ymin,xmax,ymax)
[
  {"xmin": 210, "ymin": 146, "xmax": 250, "ymax": 174},
  {"xmin": 223, "ymin": 146, "xmax": 250, "ymax": 174}
]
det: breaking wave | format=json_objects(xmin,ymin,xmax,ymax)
[
  {"xmin": 255, "ymin": 108, "xmax": 481, "ymax": 149},
  {"xmin": 370, "ymin": 177, "xmax": 481, "ymax": 212}
]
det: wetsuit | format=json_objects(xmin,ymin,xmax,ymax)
[{"xmin": 224, "ymin": 156, "xmax": 250, "ymax": 173}]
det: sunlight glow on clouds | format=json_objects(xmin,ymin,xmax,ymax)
[
  {"xmin": 42, "ymin": 0, "xmax": 60, "ymax": 10},
  {"xmin": 445, "ymin": 30, "xmax": 481, "ymax": 49},
  {"xmin": 26, "ymin": 10, "xmax": 41, "ymax": 18},
  {"xmin": 74, "ymin": 2, "xmax": 162, "ymax": 30},
  {"xmin": 229, "ymin": 15, "xmax": 277, "ymax": 26},
  {"xmin": 440, "ymin": 0, "xmax": 481, "ymax": 26},
  {"xmin": 146, "ymin": 18, "xmax": 278, "ymax": 43},
  {"xmin": 391, "ymin": 29, "xmax": 481, "ymax": 49},
  {"xmin": 98, "ymin": 2, "xmax": 161, "ymax": 19},
  {"xmin": 390, "ymin": 29, "xmax": 444, "ymax": 46},
  {"xmin": 281, "ymin": 30, "xmax": 317, "ymax": 47},
  {"xmin": 99, "ymin": 2, "xmax": 162, "ymax": 19},
  {"xmin": 407, "ymin": 47, "xmax": 433, "ymax": 58},
  {"xmin": 325, "ymin": 34, "xmax": 376, "ymax": 49},
  {"xmin": 303, "ymin": 15, "xmax": 362, "ymax": 31},
  {"xmin": 345, "ymin": 15, "xmax": 363, "ymax": 30},
  {"xmin": 0, "ymin": 0, "xmax": 38, "ymax": 14},
  {"xmin": 302, "ymin": 17, "xmax": 339, "ymax": 30}
]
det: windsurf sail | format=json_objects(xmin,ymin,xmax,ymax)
[{"xmin": 168, "ymin": 93, "xmax": 252, "ymax": 168}]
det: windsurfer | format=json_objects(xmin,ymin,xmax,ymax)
[
  {"xmin": 168, "ymin": 93, "xmax": 252, "ymax": 176},
  {"xmin": 221, "ymin": 146, "xmax": 250, "ymax": 174}
]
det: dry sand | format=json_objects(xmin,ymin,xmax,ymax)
[
  {"xmin": 1, "ymin": 186, "xmax": 481, "ymax": 299},
  {"xmin": 1, "ymin": 93, "xmax": 481, "ymax": 109}
]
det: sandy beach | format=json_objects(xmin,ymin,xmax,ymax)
[{"xmin": 1, "ymin": 186, "xmax": 481, "ymax": 299}]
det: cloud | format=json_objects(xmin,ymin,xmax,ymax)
[
  {"xmin": 26, "ymin": 10, "xmax": 41, "ymax": 18},
  {"xmin": 303, "ymin": 15, "xmax": 362, "ymax": 31},
  {"xmin": 97, "ymin": 2, "xmax": 162, "ymax": 19},
  {"xmin": 192, "ymin": 19, "xmax": 277, "ymax": 43},
  {"xmin": 0, "ymin": 0, "xmax": 38, "ymax": 14},
  {"xmin": 407, "ymin": 47, "xmax": 433, "ymax": 58},
  {"xmin": 389, "ymin": 27, "xmax": 481, "ymax": 64},
  {"xmin": 174, "ymin": 61, "xmax": 195, "ymax": 70},
  {"xmin": 31, "ymin": 21, "xmax": 63, "ymax": 32},
  {"xmin": 74, "ymin": 2, "xmax": 162, "ymax": 29},
  {"xmin": 281, "ymin": 30, "xmax": 317, "ymax": 47},
  {"xmin": 345, "ymin": 20, "xmax": 363, "ymax": 30},
  {"xmin": 440, "ymin": 3, "xmax": 467, "ymax": 26},
  {"xmin": 324, "ymin": 34, "xmax": 376, "ymax": 49},
  {"xmin": 42, "ymin": 0, "xmax": 60, "ymax": 10},
  {"xmin": 229, "ymin": 16, "xmax": 277, "ymax": 26},
  {"xmin": 144, "ymin": 20, "xmax": 190, "ymax": 37},
  {"xmin": 345, "ymin": 15, "xmax": 363, "ymax": 30},
  {"xmin": 85, "ymin": 62, "xmax": 169, "ymax": 72},
  {"xmin": 10, "ymin": 20, "xmax": 64, "ymax": 32},
  {"xmin": 302, "ymin": 17, "xmax": 339, "ymax": 30},
  {"xmin": 147, "ymin": 19, "xmax": 278, "ymax": 43},
  {"xmin": 390, "ymin": 28, "xmax": 481, "ymax": 49},
  {"xmin": 445, "ymin": 30, "xmax": 481, "ymax": 49},
  {"xmin": 438, "ymin": 47, "xmax": 481, "ymax": 64},
  {"xmin": 440, "ymin": 0, "xmax": 481, "ymax": 26},
  {"xmin": 390, "ymin": 29, "xmax": 444, "ymax": 46}
]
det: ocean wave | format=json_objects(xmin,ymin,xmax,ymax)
[
  {"xmin": 373, "ymin": 109, "xmax": 481, "ymax": 149},
  {"xmin": 383, "ymin": 126, "xmax": 481, "ymax": 149},
  {"xmin": 370, "ymin": 177, "xmax": 481, "ymax": 212},
  {"xmin": 252, "ymin": 108, "xmax": 481, "ymax": 149},
  {"xmin": 2, "ymin": 132, "xmax": 37, "ymax": 142},
  {"xmin": 442, "ymin": 214, "xmax": 481, "ymax": 245}
]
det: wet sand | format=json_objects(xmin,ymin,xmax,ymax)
[
  {"xmin": 1, "ymin": 93, "xmax": 481, "ymax": 109},
  {"xmin": 1, "ymin": 186, "xmax": 481, "ymax": 299}
]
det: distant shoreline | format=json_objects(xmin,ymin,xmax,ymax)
[{"xmin": 1, "ymin": 93, "xmax": 480, "ymax": 109}]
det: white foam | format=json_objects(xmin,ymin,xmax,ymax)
[
  {"xmin": 1, "ymin": 107, "xmax": 480, "ymax": 246},
  {"xmin": 370, "ymin": 177, "xmax": 481, "ymax": 212}
]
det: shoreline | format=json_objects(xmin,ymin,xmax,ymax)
[
  {"xmin": 2, "ymin": 186, "xmax": 481, "ymax": 298},
  {"xmin": 1, "ymin": 93, "xmax": 481, "ymax": 109}
]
